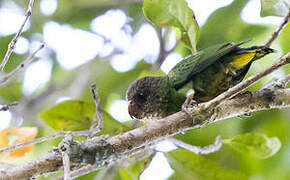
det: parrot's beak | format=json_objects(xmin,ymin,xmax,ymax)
[{"xmin": 128, "ymin": 101, "xmax": 137, "ymax": 119}]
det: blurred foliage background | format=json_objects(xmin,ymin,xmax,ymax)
[{"xmin": 0, "ymin": 0, "xmax": 289, "ymax": 179}]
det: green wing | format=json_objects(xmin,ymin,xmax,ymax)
[{"xmin": 167, "ymin": 41, "xmax": 248, "ymax": 90}]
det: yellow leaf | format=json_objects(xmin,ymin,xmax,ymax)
[
  {"xmin": 0, "ymin": 129, "xmax": 9, "ymax": 160},
  {"xmin": 0, "ymin": 127, "xmax": 38, "ymax": 160}
]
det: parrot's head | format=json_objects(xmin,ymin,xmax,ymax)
[{"xmin": 126, "ymin": 76, "xmax": 170, "ymax": 119}]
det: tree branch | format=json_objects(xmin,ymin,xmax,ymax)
[
  {"xmin": 265, "ymin": 8, "xmax": 290, "ymax": 47},
  {"xmin": 0, "ymin": 0, "xmax": 35, "ymax": 72},
  {"xmin": 0, "ymin": 44, "xmax": 45, "ymax": 87}
]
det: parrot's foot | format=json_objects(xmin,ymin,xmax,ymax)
[{"xmin": 182, "ymin": 89, "xmax": 198, "ymax": 117}]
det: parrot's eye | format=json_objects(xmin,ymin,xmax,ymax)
[{"xmin": 135, "ymin": 92, "xmax": 147, "ymax": 104}]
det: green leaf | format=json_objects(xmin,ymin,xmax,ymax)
[
  {"xmin": 260, "ymin": 0, "xmax": 290, "ymax": 17},
  {"xmin": 166, "ymin": 149, "xmax": 248, "ymax": 180},
  {"xmin": 102, "ymin": 112, "xmax": 130, "ymax": 136},
  {"xmin": 75, "ymin": 170, "xmax": 98, "ymax": 180},
  {"xmin": 119, "ymin": 153, "xmax": 154, "ymax": 180},
  {"xmin": 40, "ymin": 100, "xmax": 95, "ymax": 131},
  {"xmin": 0, "ymin": 82, "xmax": 22, "ymax": 102},
  {"xmin": 223, "ymin": 133, "xmax": 281, "ymax": 159},
  {"xmin": 143, "ymin": 0, "xmax": 199, "ymax": 53},
  {"xmin": 39, "ymin": 100, "xmax": 129, "ymax": 134}
]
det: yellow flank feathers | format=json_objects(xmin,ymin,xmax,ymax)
[{"xmin": 229, "ymin": 50, "xmax": 256, "ymax": 69}]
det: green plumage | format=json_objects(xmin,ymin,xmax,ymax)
[{"xmin": 126, "ymin": 41, "xmax": 274, "ymax": 119}]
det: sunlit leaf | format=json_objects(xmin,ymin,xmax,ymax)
[
  {"xmin": 260, "ymin": 0, "xmax": 290, "ymax": 17},
  {"xmin": 166, "ymin": 149, "xmax": 248, "ymax": 180},
  {"xmin": 143, "ymin": 0, "xmax": 199, "ymax": 53},
  {"xmin": 223, "ymin": 133, "xmax": 281, "ymax": 159},
  {"xmin": 39, "ymin": 100, "xmax": 129, "ymax": 134},
  {"xmin": 0, "ymin": 127, "xmax": 38, "ymax": 160}
]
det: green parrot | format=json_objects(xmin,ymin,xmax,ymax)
[{"xmin": 126, "ymin": 41, "xmax": 274, "ymax": 119}]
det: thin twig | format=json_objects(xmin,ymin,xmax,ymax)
[
  {"xmin": 204, "ymin": 52, "xmax": 290, "ymax": 109},
  {"xmin": 0, "ymin": 44, "xmax": 45, "ymax": 87},
  {"xmin": 169, "ymin": 136, "xmax": 222, "ymax": 155},
  {"xmin": 89, "ymin": 84, "xmax": 103, "ymax": 138},
  {"xmin": 0, "ymin": 130, "xmax": 90, "ymax": 155},
  {"xmin": 0, "ymin": 0, "xmax": 35, "ymax": 72},
  {"xmin": 0, "ymin": 102, "xmax": 18, "ymax": 111},
  {"xmin": 265, "ymin": 8, "xmax": 290, "ymax": 47},
  {"xmin": 152, "ymin": 28, "xmax": 166, "ymax": 71}
]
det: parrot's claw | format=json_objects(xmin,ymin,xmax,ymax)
[{"xmin": 182, "ymin": 89, "xmax": 198, "ymax": 117}]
